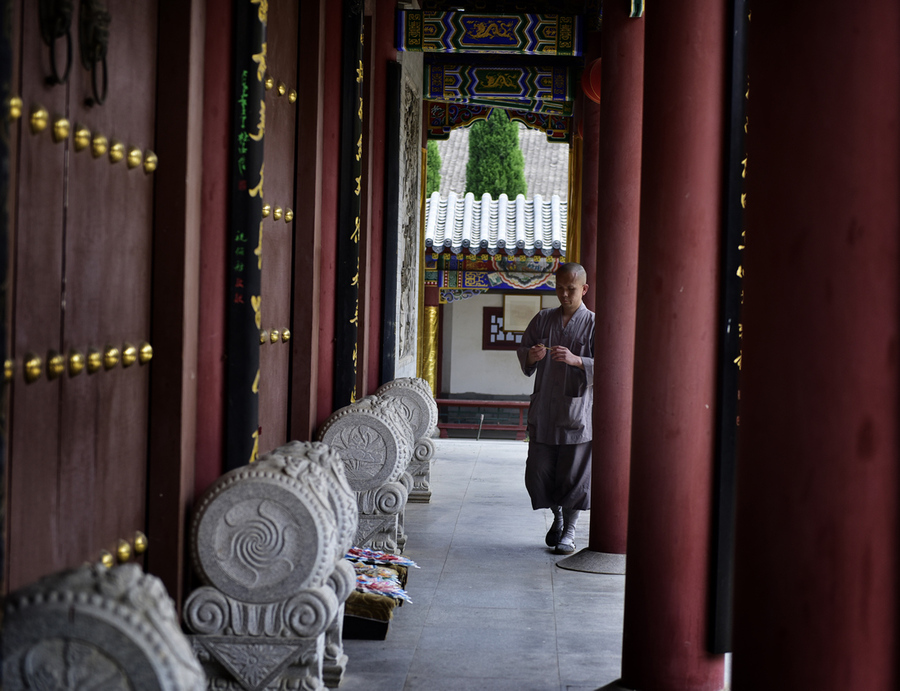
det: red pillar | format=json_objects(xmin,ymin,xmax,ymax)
[
  {"xmin": 585, "ymin": 0, "xmax": 644, "ymax": 559},
  {"xmin": 315, "ymin": 1, "xmax": 342, "ymax": 428},
  {"xmin": 194, "ymin": 0, "xmax": 232, "ymax": 497},
  {"xmin": 363, "ymin": 0, "xmax": 397, "ymax": 394},
  {"xmin": 578, "ymin": 33, "xmax": 601, "ymax": 312},
  {"xmin": 290, "ymin": 0, "xmax": 326, "ymax": 441},
  {"xmin": 616, "ymin": 0, "xmax": 726, "ymax": 688},
  {"xmin": 732, "ymin": 2, "xmax": 900, "ymax": 688}
]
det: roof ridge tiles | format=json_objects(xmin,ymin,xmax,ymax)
[{"xmin": 425, "ymin": 192, "xmax": 568, "ymax": 258}]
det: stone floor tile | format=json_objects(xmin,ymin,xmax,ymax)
[{"xmin": 339, "ymin": 439, "xmax": 624, "ymax": 690}]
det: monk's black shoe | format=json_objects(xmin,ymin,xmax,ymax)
[
  {"xmin": 545, "ymin": 525, "xmax": 563, "ymax": 547},
  {"xmin": 554, "ymin": 537, "xmax": 576, "ymax": 555}
]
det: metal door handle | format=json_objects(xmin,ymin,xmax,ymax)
[
  {"xmin": 78, "ymin": 0, "xmax": 110, "ymax": 105},
  {"xmin": 39, "ymin": 0, "xmax": 74, "ymax": 85}
]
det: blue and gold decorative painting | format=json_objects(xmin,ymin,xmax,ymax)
[
  {"xmin": 426, "ymin": 64, "xmax": 573, "ymax": 104},
  {"xmin": 398, "ymin": 12, "xmax": 582, "ymax": 56}
]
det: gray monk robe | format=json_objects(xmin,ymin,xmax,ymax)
[{"xmin": 517, "ymin": 304, "xmax": 595, "ymax": 510}]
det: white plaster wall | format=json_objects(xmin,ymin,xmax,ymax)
[{"xmin": 442, "ymin": 292, "xmax": 560, "ymax": 397}]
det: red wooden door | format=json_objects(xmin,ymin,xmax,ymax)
[
  {"xmin": 6, "ymin": 0, "xmax": 158, "ymax": 590},
  {"xmin": 256, "ymin": 0, "xmax": 298, "ymax": 456}
]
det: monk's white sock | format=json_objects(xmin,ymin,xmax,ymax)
[
  {"xmin": 551, "ymin": 505, "xmax": 564, "ymax": 531},
  {"xmin": 561, "ymin": 508, "xmax": 580, "ymax": 543}
]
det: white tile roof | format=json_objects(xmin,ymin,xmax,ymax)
[{"xmin": 424, "ymin": 191, "xmax": 567, "ymax": 257}]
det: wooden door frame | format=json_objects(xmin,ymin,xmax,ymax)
[
  {"xmin": 0, "ymin": 0, "xmax": 13, "ymax": 595},
  {"xmin": 145, "ymin": 0, "xmax": 205, "ymax": 605}
]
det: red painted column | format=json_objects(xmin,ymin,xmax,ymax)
[
  {"xmin": 291, "ymin": 0, "xmax": 326, "ymax": 441},
  {"xmin": 315, "ymin": 1, "xmax": 342, "ymax": 428},
  {"xmin": 587, "ymin": 3, "xmax": 643, "ymax": 557},
  {"xmin": 617, "ymin": 0, "xmax": 726, "ymax": 688},
  {"xmin": 578, "ymin": 33, "xmax": 600, "ymax": 312},
  {"xmin": 732, "ymin": 2, "xmax": 900, "ymax": 689},
  {"xmin": 194, "ymin": 0, "xmax": 232, "ymax": 497},
  {"xmin": 363, "ymin": 0, "xmax": 397, "ymax": 395}
]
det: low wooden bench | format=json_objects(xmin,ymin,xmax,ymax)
[{"xmin": 435, "ymin": 398, "xmax": 530, "ymax": 440}]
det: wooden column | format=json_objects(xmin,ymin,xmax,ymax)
[
  {"xmin": 359, "ymin": 0, "xmax": 396, "ymax": 397},
  {"xmin": 290, "ymin": 0, "xmax": 327, "ymax": 441},
  {"xmin": 0, "ymin": 0, "xmax": 13, "ymax": 595},
  {"xmin": 732, "ymin": 1, "xmax": 900, "ymax": 688},
  {"xmin": 314, "ymin": 1, "xmax": 343, "ymax": 428},
  {"xmin": 194, "ymin": 0, "xmax": 233, "ymax": 497},
  {"xmin": 578, "ymin": 33, "xmax": 601, "ymax": 312},
  {"xmin": 587, "ymin": 1, "xmax": 643, "ymax": 559},
  {"xmin": 611, "ymin": 0, "xmax": 727, "ymax": 688},
  {"xmin": 147, "ymin": 0, "xmax": 205, "ymax": 604}
]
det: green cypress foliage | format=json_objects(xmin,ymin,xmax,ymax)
[
  {"xmin": 426, "ymin": 139, "xmax": 442, "ymax": 196},
  {"xmin": 465, "ymin": 109, "xmax": 527, "ymax": 199}
]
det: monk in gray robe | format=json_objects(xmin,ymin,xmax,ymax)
[{"xmin": 517, "ymin": 262, "xmax": 594, "ymax": 554}]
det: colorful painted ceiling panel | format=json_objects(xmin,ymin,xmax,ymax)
[
  {"xmin": 446, "ymin": 97, "xmax": 573, "ymax": 117},
  {"xmin": 426, "ymin": 63, "xmax": 574, "ymax": 104},
  {"xmin": 397, "ymin": 12, "xmax": 583, "ymax": 56},
  {"xmin": 420, "ymin": 0, "xmax": 592, "ymax": 15},
  {"xmin": 426, "ymin": 101, "xmax": 570, "ymax": 142},
  {"xmin": 428, "ymin": 252, "xmax": 562, "ymax": 273},
  {"xmin": 427, "ymin": 101, "xmax": 493, "ymax": 140},
  {"xmin": 425, "ymin": 253, "xmax": 561, "ymax": 300},
  {"xmin": 504, "ymin": 109, "xmax": 570, "ymax": 141}
]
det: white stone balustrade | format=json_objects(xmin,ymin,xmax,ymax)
[
  {"xmin": 317, "ymin": 394, "xmax": 416, "ymax": 554},
  {"xmin": 184, "ymin": 441, "xmax": 358, "ymax": 690},
  {"xmin": 3, "ymin": 563, "xmax": 205, "ymax": 691},
  {"xmin": 375, "ymin": 377, "xmax": 439, "ymax": 503}
]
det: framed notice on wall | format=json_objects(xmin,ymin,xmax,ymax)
[
  {"xmin": 503, "ymin": 295, "xmax": 542, "ymax": 332},
  {"xmin": 483, "ymin": 307, "xmax": 523, "ymax": 351}
]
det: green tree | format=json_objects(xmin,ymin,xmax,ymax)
[
  {"xmin": 465, "ymin": 109, "xmax": 527, "ymax": 199},
  {"xmin": 426, "ymin": 139, "xmax": 442, "ymax": 196}
]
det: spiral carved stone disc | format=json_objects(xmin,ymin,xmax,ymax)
[{"xmin": 192, "ymin": 469, "xmax": 336, "ymax": 604}]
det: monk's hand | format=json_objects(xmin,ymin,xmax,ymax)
[
  {"xmin": 550, "ymin": 345, "xmax": 584, "ymax": 369},
  {"xmin": 527, "ymin": 343, "xmax": 548, "ymax": 365}
]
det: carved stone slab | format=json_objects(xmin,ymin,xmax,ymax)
[
  {"xmin": 408, "ymin": 436, "xmax": 435, "ymax": 502},
  {"xmin": 376, "ymin": 378, "xmax": 439, "ymax": 503},
  {"xmin": 191, "ymin": 450, "xmax": 341, "ymax": 604},
  {"xmin": 374, "ymin": 377, "xmax": 438, "ymax": 440},
  {"xmin": 192, "ymin": 635, "xmax": 324, "ymax": 691},
  {"xmin": 355, "ymin": 513, "xmax": 401, "ymax": 554},
  {"xmin": 260, "ymin": 441, "xmax": 359, "ymax": 559},
  {"xmin": 186, "ymin": 441, "xmax": 358, "ymax": 690},
  {"xmin": 317, "ymin": 396, "xmax": 414, "ymax": 493},
  {"xmin": 2, "ymin": 563, "xmax": 205, "ymax": 691}
]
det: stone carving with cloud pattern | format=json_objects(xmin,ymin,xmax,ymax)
[
  {"xmin": 216, "ymin": 499, "xmax": 300, "ymax": 589},
  {"xmin": 186, "ymin": 441, "xmax": 357, "ymax": 690},
  {"xmin": 3, "ymin": 563, "xmax": 205, "ymax": 691}
]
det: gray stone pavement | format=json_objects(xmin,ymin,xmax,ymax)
[{"xmin": 340, "ymin": 438, "xmax": 625, "ymax": 691}]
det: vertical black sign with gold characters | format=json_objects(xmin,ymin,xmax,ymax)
[
  {"xmin": 709, "ymin": 0, "xmax": 748, "ymax": 655},
  {"xmin": 226, "ymin": 0, "xmax": 267, "ymax": 470},
  {"xmin": 334, "ymin": 1, "xmax": 364, "ymax": 408}
]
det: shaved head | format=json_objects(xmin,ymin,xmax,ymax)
[{"xmin": 556, "ymin": 262, "xmax": 587, "ymax": 284}]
